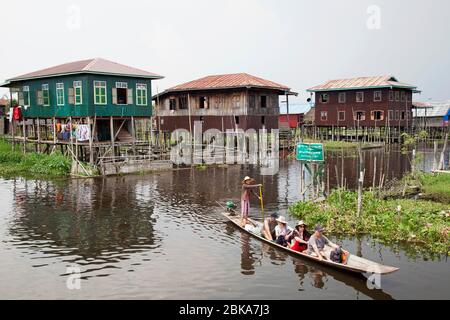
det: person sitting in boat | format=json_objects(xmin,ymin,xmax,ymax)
[
  {"xmin": 241, "ymin": 176, "xmax": 262, "ymax": 227},
  {"xmin": 287, "ymin": 221, "xmax": 311, "ymax": 252},
  {"xmin": 307, "ymin": 224, "xmax": 339, "ymax": 261},
  {"xmin": 274, "ymin": 216, "xmax": 293, "ymax": 247},
  {"xmin": 262, "ymin": 213, "xmax": 279, "ymax": 241}
]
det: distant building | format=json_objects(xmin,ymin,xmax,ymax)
[
  {"xmin": 307, "ymin": 76, "xmax": 420, "ymax": 128},
  {"xmin": 303, "ymin": 107, "xmax": 315, "ymax": 125},
  {"xmin": 413, "ymin": 101, "xmax": 450, "ymax": 128},
  {"xmin": 153, "ymin": 73, "xmax": 296, "ymax": 132},
  {"xmin": 279, "ymin": 113, "xmax": 304, "ymax": 130}
]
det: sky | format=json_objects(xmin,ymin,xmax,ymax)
[{"xmin": 1, "ymin": 0, "xmax": 449, "ymax": 112}]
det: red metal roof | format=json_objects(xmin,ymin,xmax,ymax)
[
  {"xmin": 168, "ymin": 73, "xmax": 291, "ymax": 92},
  {"xmin": 308, "ymin": 76, "xmax": 417, "ymax": 92},
  {"xmin": 7, "ymin": 58, "xmax": 163, "ymax": 82}
]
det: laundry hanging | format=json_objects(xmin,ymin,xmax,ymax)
[{"xmin": 75, "ymin": 124, "xmax": 91, "ymax": 142}]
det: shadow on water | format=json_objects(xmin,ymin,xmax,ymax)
[{"xmin": 233, "ymin": 226, "xmax": 394, "ymax": 300}]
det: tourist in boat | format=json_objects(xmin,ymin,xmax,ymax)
[
  {"xmin": 288, "ymin": 221, "xmax": 311, "ymax": 252},
  {"xmin": 241, "ymin": 176, "xmax": 262, "ymax": 227},
  {"xmin": 307, "ymin": 224, "xmax": 339, "ymax": 261},
  {"xmin": 274, "ymin": 216, "xmax": 293, "ymax": 246},
  {"xmin": 262, "ymin": 213, "xmax": 279, "ymax": 241}
]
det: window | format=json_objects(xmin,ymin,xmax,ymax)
[
  {"xmin": 42, "ymin": 84, "xmax": 50, "ymax": 106},
  {"xmin": 374, "ymin": 91, "xmax": 382, "ymax": 102},
  {"xmin": 372, "ymin": 110, "xmax": 384, "ymax": 121},
  {"xmin": 235, "ymin": 116, "xmax": 240, "ymax": 125},
  {"xmin": 261, "ymin": 116, "xmax": 266, "ymax": 125},
  {"xmin": 389, "ymin": 91, "xmax": 394, "ymax": 101},
  {"xmin": 74, "ymin": 81, "xmax": 83, "ymax": 105},
  {"xmin": 401, "ymin": 111, "xmax": 406, "ymax": 120},
  {"xmin": 115, "ymin": 82, "xmax": 128, "ymax": 105},
  {"xmin": 338, "ymin": 111, "xmax": 345, "ymax": 121},
  {"xmin": 338, "ymin": 92, "xmax": 346, "ymax": 103},
  {"xmin": 199, "ymin": 96, "xmax": 208, "ymax": 109},
  {"xmin": 395, "ymin": 111, "xmax": 399, "ymax": 120},
  {"xmin": 94, "ymin": 81, "xmax": 107, "ymax": 105},
  {"xmin": 320, "ymin": 111, "xmax": 328, "ymax": 121},
  {"xmin": 261, "ymin": 95, "xmax": 267, "ymax": 108},
  {"xmin": 356, "ymin": 92, "xmax": 364, "ymax": 103},
  {"xmin": 136, "ymin": 83, "xmax": 148, "ymax": 106},
  {"xmin": 23, "ymin": 86, "xmax": 30, "ymax": 106},
  {"xmin": 179, "ymin": 96, "xmax": 188, "ymax": 110},
  {"xmin": 214, "ymin": 96, "xmax": 224, "ymax": 109},
  {"xmin": 233, "ymin": 96, "xmax": 241, "ymax": 108},
  {"xmin": 320, "ymin": 94, "xmax": 329, "ymax": 103},
  {"xmin": 56, "ymin": 83, "xmax": 65, "ymax": 106},
  {"xmin": 169, "ymin": 98, "xmax": 177, "ymax": 111},
  {"xmin": 395, "ymin": 91, "xmax": 400, "ymax": 101},
  {"xmin": 355, "ymin": 111, "xmax": 365, "ymax": 121},
  {"xmin": 401, "ymin": 92, "xmax": 406, "ymax": 102},
  {"xmin": 389, "ymin": 110, "xmax": 394, "ymax": 120}
]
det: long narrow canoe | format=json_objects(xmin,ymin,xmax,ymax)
[{"xmin": 221, "ymin": 212, "xmax": 399, "ymax": 275}]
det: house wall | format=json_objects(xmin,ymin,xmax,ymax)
[
  {"xmin": 14, "ymin": 75, "xmax": 153, "ymax": 118},
  {"xmin": 314, "ymin": 88, "xmax": 413, "ymax": 127},
  {"xmin": 156, "ymin": 88, "xmax": 280, "ymax": 132}
]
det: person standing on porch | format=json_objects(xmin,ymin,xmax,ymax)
[{"xmin": 241, "ymin": 176, "xmax": 262, "ymax": 227}]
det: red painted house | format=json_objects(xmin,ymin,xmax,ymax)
[
  {"xmin": 279, "ymin": 113, "xmax": 304, "ymax": 129},
  {"xmin": 307, "ymin": 76, "xmax": 420, "ymax": 128}
]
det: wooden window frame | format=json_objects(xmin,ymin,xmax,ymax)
[
  {"xmin": 94, "ymin": 81, "xmax": 107, "ymax": 105},
  {"xmin": 371, "ymin": 110, "xmax": 384, "ymax": 121},
  {"xmin": 355, "ymin": 111, "xmax": 366, "ymax": 121},
  {"xmin": 234, "ymin": 95, "xmax": 241, "ymax": 108},
  {"xmin": 42, "ymin": 84, "xmax": 50, "ymax": 106},
  {"xmin": 320, "ymin": 93, "xmax": 329, "ymax": 104},
  {"xmin": 388, "ymin": 110, "xmax": 394, "ymax": 120},
  {"xmin": 338, "ymin": 110, "xmax": 346, "ymax": 121},
  {"xmin": 356, "ymin": 92, "xmax": 364, "ymax": 103},
  {"xmin": 23, "ymin": 86, "xmax": 30, "ymax": 106},
  {"xmin": 401, "ymin": 91, "xmax": 406, "ymax": 102},
  {"xmin": 73, "ymin": 81, "xmax": 83, "ymax": 105},
  {"xmin": 169, "ymin": 98, "xmax": 177, "ymax": 111},
  {"xmin": 395, "ymin": 91, "xmax": 400, "ymax": 101},
  {"xmin": 136, "ymin": 83, "xmax": 148, "ymax": 106},
  {"xmin": 374, "ymin": 91, "xmax": 382, "ymax": 102},
  {"xmin": 320, "ymin": 111, "xmax": 328, "ymax": 121},
  {"xmin": 338, "ymin": 92, "xmax": 346, "ymax": 104},
  {"xmin": 56, "ymin": 83, "xmax": 65, "ymax": 106},
  {"xmin": 389, "ymin": 91, "xmax": 394, "ymax": 101}
]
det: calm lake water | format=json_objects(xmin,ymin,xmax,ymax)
[{"xmin": 0, "ymin": 148, "xmax": 449, "ymax": 300}]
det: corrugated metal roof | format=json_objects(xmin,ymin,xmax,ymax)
[
  {"xmin": 6, "ymin": 58, "xmax": 163, "ymax": 82},
  {"xmin": 413, "ymin": 101, "xmax": 450, "ymax": 117},
  {"xmin": 308, "ymin": 76, "xmax": 417, "ymax": 92},
  {"xmin": 167, "ymin": 73, "xmax": 291, "ymax": 92}
]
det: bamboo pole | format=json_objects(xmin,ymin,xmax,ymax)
[{"xmin": 372, "ymin": 156, "xmax": 377, "ymax": 190}]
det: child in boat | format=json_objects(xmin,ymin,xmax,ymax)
[{"xmin": 287, "ymin": 221, "xmax": 311, "ymax": 252}]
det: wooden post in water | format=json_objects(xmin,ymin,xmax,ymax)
[
  {"xmin": 438, "ymin": 133, "xmax": 449, "ymax": 171},
  {"xmin": 110, "ymin": 116, "xmax": 115, "ymax": 162},
  {"xmin": 22, "ymin": 117, "xmax": 26, "ymax": 153},
  {"xmin": 372, "ymin": 156, "xmax": 377, "ymax": 191},
  {"xmin": 432, "ymin": 141, "xmax": 438, "ymax": 172}
]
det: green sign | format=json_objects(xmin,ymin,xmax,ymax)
[{"xmin": 296, "ymin": 143, "xmax": 324, "ymax": 162}]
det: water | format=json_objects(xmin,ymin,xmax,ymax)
[{"xmin": 0, "ymin": 149, "xmax": 449, "ymax": 300}]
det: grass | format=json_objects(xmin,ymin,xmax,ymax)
[
  {"xmin": 0, "ymin": 139, "xmax": 72, "ymax": 179},
  {"xmin": 418, "ymin": 173, "xmax": 450, "ymax": 203},
  {"xmin": 289, "ymin": 189, "xmax": 450, "ymax": 256}
]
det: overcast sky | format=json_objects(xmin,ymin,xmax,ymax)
[{"xmin": 1, "ymin": 0, "xmax": 449, "ymax": 109}]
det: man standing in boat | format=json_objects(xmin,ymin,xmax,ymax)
[{"xmin": 241, "ymin": 176, "xmax": 262, "ymax": 227}]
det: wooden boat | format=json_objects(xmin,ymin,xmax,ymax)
[{"xmin": 221, "ymin": 211, "xmax": 399, "ymax": 275}]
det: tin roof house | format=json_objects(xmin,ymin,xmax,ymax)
[
  {"xmin": 153, "ymin": 73, "xmax": 297, "ymax": 132},
  {"xmin": 307, "ymin": 76, "xmax": 420, "ymax": 129},
  {"xmin": 1, "ymin": 58, "xmax": 163, "ymax": 168}
]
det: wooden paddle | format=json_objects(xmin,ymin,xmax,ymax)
[{"xmin": 259, "ymin": 185, "xmax": 265, "ymax": 220}]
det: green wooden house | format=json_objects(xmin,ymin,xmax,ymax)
[
  {"xmin": 1, "ymin": 58, "xmax": 162, "ymax": 119},
  {"xmin": 1, "ymin": 58, "xmax": 163, "ymax": 165}
]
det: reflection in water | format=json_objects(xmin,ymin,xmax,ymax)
[
  {"xmin": 8, "ymin": 178, "xmax": 162, "ymax": 279},
  {"xmin": 0, "ymin": 147, "xmax": 448, "ymax": 299}
]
